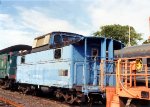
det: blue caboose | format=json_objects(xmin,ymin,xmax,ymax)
[{"xmin": 16, "ymin": 31, "xmax": 123, "ymax": 103}]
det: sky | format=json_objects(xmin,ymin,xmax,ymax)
[{"xmin": 0, "ymin": 0, "xmax": 150, "ymax": 49}]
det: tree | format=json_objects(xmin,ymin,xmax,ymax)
[
  {"xmin": 142, "ymin": 36, "xmax": 150, "ymax": 44},
  {"xmin": 93, "ymin": 24, "xmax": 143, "ymax": 46}
]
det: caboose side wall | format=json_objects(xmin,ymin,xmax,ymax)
[
  {"xmin": 0, "ymin": 54, "xmax": 8, "ymax": 78},
  {"xmin": 9, "ymin": 52, "xmax": 18, "ymax": 79},
  {"xmin": 0, "ymin": 53, "xmax": 17, "ymax": 79},
  {"xmin": 16, "ymin": 45, "xmax": 73, "ymax": 88},
  {"xmin": 16, "ymin": 41, "xmax": 103, "ymax": 92}
]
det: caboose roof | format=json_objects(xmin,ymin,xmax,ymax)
[
  {"xmin": 0, "ymin": 45, "xmax": 32, "ymax": 54},
  {"xmin": 0, "ymin": 32, "xmax": 124, "ymax": 54},
  {"xmin": 83, "ymin": 36, "xmax": 124, "ymax": 50},
  {"xmin": 34, "ymin": 31, "xmax": 84, "ymax": 40},
  {"xmin": 32, "ymin": 31, "xmax": 124, "ymax": 52}
]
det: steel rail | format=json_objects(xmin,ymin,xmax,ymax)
[{"xmin": 0, "ymin": 97, "xmax": 24, "ymax": 107}]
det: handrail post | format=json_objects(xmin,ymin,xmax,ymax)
[
  {"xmin": 145, "ymin": 65, "xmax": 148, "ymax": 87},
  {"xmin": 116, "ymin": 59, "xmax": 121, "ymax": 92},
  {"xmin": 125, "ymin": 59, "xmax": 128, "ymax": 88},
  {"xmin": 129, "ymin": 63, "xmax": 132, "ymax": 87},
  {"xmin": 100, "ymin": 60, "xmax": 104, "ymax": 90}
]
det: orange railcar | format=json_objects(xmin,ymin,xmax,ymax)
[{"xmin": 100, "ymin": 58, "xmax": 150, "ymax": 107}]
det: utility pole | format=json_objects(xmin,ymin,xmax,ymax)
[
  {"xmin": 128, "ymin": 26, "xmax": 131, "ymax": 46},
  {"xmin": 148, "ymin": 17, "xmax": 150, "ymax": 42},
  {"xmin": 149, "ymin": 17, "xmax": 150, "ymax": 37}
]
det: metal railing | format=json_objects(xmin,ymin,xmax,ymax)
[
  {"xmin": 100, "ymin": 60, "xmax": 117, "ymax": 91},
  {"xmin": 100, "ymin": 58, "xmax": 150, "ymax": 98},
  {"xmin": 116, "ymin": 59, "xmax": 150, "ymax": 88}
]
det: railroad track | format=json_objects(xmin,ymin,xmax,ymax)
[
  {"xmin": 0, "ymin": 97, "xmax": 23, "ymax": 107},
  {"xmin": 0, "ymin": 88, "xmax": 71, "ymax": 107},
  {"xmin": 0, "ymin": 88, "xmax": 104, "ymax": 107}
]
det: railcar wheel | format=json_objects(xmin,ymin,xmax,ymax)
[
  {"xmin": 67, "ymin": 95, "xmax": 77, "ymax": 104},
  {"xmin": 65, "ymin": 93, "xmax": 86, "ymax": 104},
  {"xmin": 0, "ymin": 79, "xmax": 4, "ymax": 86},
  {"xmin": 64, "ymin": 93, "xmax": 71, "ymax": 103},
  {"xmin": 64, "ymin": 94, "xmax": 80, "ymax": 104},
  {"xmin": 3, "ymin": 80, "xmax": 12, "ymax": 90},
  {"xmin": 55, "ymin": 89, "xmax": 64, "ymax": 100}
]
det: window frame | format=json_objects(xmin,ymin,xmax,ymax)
[
  {"xmin": 147, "ymin": 58, "xmax": 150, "ymax": 67},
  {"xmin": 21, "ymin": 56, "xmax": 25, "ymax": 64},
  {"xmin": 54, "ymin": 34, "xmax": 62, "ymax": 44},
  {"xmin": 54, "ymin": 48, "xmax": 62, "ymax": 59},
  {"xmin": 91, "ymin": 48, "xmax": 98, "ymax": 58}
]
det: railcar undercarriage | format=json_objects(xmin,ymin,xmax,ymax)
[{"xmin": 0, "ymin": 80, "xmax": 105, "ymax": 104}]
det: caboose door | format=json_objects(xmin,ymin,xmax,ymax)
[{"xmin": 75, "ymin": 63, "xmax": 84, "ymax": 85}]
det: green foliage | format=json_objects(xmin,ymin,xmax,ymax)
[
  {"xmin": 93, "ymin": 24, "xmax": 143, "ymax": 46},
  {"xmin": 142, "ymin": 39, "xmax": 150, "ymax": 44}
]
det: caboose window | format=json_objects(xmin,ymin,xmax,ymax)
[
  {"xmin": 92, "ymin": 48, "xmax": 98, "ymax": 58},
  {"xmin": 7, "ymin": 55, "xmax": 10, "ymax": 61},
  {"xmin": 147, "ymin": 58, "xmax": 150, "ymax": 67},
  {"xmin": 58, "ymin": 69, "xmax": 68, "ymax": 76},
  {"xmin": 36, "ymin": 37, "xmax": 45, "ymax": 47},
  {"xmin": 54, "ymin": 49, "xmax": 61, "ymax": 59},
  {"xmin": 62, "ymin": 35, "xmax": 69, "ymax": 42},
  {"xmin": 1, "ymin": 61, "xmax": 3, "ymax": 67},
  {"xmin": 21, "ymin": 56, "xmax": 25, "ymax": 63},
  {"xmin": 54, "ymin": 34, "xmax": 61, "ymax": 43}
]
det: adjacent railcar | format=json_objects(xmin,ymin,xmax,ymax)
[
  {"xmin": 105, "ymin": 44, "xmax": 150, "ymax": 107},
  {"xmin": 115, "ymin": 44, "xmax": 150, "ymax": 85},
  {"xmin": 0, "ymin": 45, "xmax": 32, "ymax": 88},
  {"xmin": 16, "ymin": 31, "xmax": 123, "ymax": 103}
]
